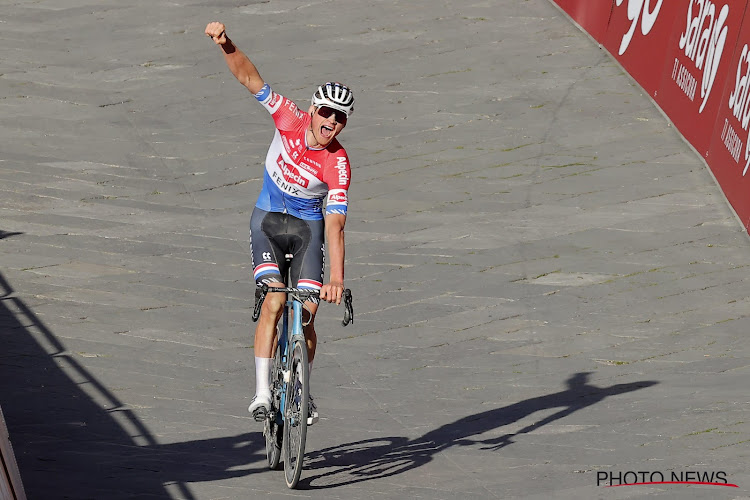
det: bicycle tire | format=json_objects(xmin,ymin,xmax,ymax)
[
  {"xmin": 283, "ymin": 338, "xmax": 309, "ymax": 488},
  {"xmin": 265, "ymin": 341, "xmax": 283, "ymax": 470}
]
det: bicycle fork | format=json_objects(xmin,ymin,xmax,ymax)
[{"xmin": 278, "ymin": 298, "xmax": 304, "ymax": 423}]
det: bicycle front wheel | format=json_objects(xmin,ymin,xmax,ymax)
[
  {"xmin": 265, "ymin": 341, "xmax": 283, "ymax": 470},
  {"xmin": 283, "ymin": 338, "xmax": 309, "ymax": 488}
]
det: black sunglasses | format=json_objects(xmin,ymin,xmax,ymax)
[{"xmin": 317, "ymin": 106, "xmax": 348, "ymax": 124}]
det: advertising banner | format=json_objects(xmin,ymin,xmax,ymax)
[
  {"xmin": 552, "ymin": 0, "xmax": 615, "ymax": 42},
  {"xmin": 655, "ymin": 0, "xmax": 746, "ymax": 157},
  {"xmin": 708, "ymin": 3, "xmax": 750, "ymax": 228},
  {"xmin": 603, "ymin": 0, "xmax": 685, "ymax": 95},
  {"xmin": 555, "ymin": 0, "xmax": 750, "ymax": 230}
]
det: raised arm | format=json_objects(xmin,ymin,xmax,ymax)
[{"xmin": 205, "ymin": 22, "xmax": 265, "ymax": 94}]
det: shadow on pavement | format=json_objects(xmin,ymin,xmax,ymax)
[
  {"xmin": 1, "ymin": 257, "xmax": 660, "ymax": 495},
  {"xmin": 0, "ymin": 271, "xmax": 265, "ymax": 499},
  {"xmin": 0, "ymin": 231, "xmax": 23, "ymax": 240},
  {"xmin": 300, "ymin": 372, "xmax": 658, "ymax": 489}
]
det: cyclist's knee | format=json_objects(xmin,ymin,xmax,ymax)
[{"xmin": 262, "ymin": 292, "xmax": 285, "ymax": 316}]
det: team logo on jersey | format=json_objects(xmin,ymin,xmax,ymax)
[
  {"xmin": 327, "ymin": 189, "xmax": 348, "ymax": 204},
  {"xmin": 299, "ymin": 161, "xmax": 319, "ymax": 175},
  {"xmin": 335, "ymin": 157, "xmax": 349, "ymax": 186},
  {"xmin": 276, "ymin": 154, "xmax": 309, "ymax": 188},
  {"xmin": 284, "ymin": 98, "xmax": 302, "ymax": 118}
]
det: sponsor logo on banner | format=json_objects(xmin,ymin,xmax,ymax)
[
  {"xmin": 615, "ymin": 0, "xmax": 665, "ymax": 55},
  {"xmin": 677, "ymin": 1, "xmax": 731, "ymax": 113},
  {"xmin": 725, "ymin": 43, "xmax": 750, "ymax": 175}
]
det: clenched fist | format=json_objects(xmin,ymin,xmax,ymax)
[{"xmin": 205, "ymin": 22, "xmax": 227, "ymax": 44}]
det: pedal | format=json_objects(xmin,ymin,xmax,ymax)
[{"xmin": 252, "ymin": 406, "xmax": 269, "ymax": 422}]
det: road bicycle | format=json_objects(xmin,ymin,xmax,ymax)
[{"xmin": 252, "ymin": 261, "xmax": 353, "ymax": 488}]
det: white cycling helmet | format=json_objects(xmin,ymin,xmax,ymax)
[{"xmin": 311, "ymin": 82, "xmax": 354, "ymax": 117}]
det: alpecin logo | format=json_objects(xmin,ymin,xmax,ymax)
[
  {"xmin": 335, "ymin": 156, "xmax": 349, "ymax": 186},
  {"xmin": 597, "ymin": 470, "xmax": 738, "ymax": 488},
  {"xmin": 276, "ymin": 155, "xmax": 309, "ymax": 188},
  {"xmin": 327, "ymin": 189, "xmax": 347, "ymax": 204}
]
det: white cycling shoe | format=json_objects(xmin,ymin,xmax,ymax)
[
  {"xmin": 307, "ymin": 395, "xmax": 319, "ymax": 426},
  {"xmin": 249, "ymin": 394, "xmax": 271, "ymax": 422}
]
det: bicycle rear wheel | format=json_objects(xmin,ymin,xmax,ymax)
[
  {"xmin": 283, "ymin": 338, "xmax": 309, "ymax": 488},
  {"xmin": 264, "ymin": 342, "xmax": 283, "ymax": 470}
]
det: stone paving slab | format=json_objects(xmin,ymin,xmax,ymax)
[{"xmin": 3, "ymin": 0, "xmax": 750, "ymax": 499}]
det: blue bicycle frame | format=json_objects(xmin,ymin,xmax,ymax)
[
  {"xmin": 276, "ymin": 298, "xmax": 304, "ymax": 426},
  {"xmin": 252, "ymin": 282, "xmax": 353, "ymax": 487}
]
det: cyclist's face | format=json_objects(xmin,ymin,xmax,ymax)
[{"xmin": 308, "ymin": 105, "xmax": 346, "ymax": 147}]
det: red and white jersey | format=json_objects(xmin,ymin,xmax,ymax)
[{"xmin": 254, "ymin": 83, "xmax": 350, "ymax": 221}]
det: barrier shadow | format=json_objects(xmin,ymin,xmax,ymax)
[
  {"xmin": 0, "ymin": 270, "xmax": 266, "ymax": 499},
  {"xmin": 1, "ymin": 253, "xmax": 660, "ymax": 495},
  {"xmin": 299, "ymin": 372, "xmax": 658, "ymax": 489},
  {"xmin": 0, "ymin": 231, "xmax": 23, "ymax": 240}
]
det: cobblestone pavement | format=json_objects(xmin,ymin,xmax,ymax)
[{"xmin": 2, "ymin": 1, "xmax": 750, "ymax": 498}]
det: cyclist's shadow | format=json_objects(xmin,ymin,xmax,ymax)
[{"xmin": 299, "ymin": 372, "xmax": 657, "ymax": 489}]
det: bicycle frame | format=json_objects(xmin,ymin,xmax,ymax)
[
  {"xmin": 252, "ymin": 282, "xmax": 353, "ymax": 487},
  {"xmin": 276, "ymin": 297, "xmax": 304, "ymax": 426}
]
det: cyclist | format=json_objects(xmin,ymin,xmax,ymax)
[{"xmin": 205, "ymin": 22, "xmax": 352, "ymax": 426}]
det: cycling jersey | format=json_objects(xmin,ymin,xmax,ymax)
[{"xmin": 254, "ymin": 83, "xmax": 351, "ymax": 221}]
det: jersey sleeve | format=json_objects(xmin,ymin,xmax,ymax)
[
  {"xmin": 324, "ymin": 153, "xmax": 351, "ymax": 216},
  {"xmin": 254, "ymin": 83, "xmax": 306, "ymax": 132}
]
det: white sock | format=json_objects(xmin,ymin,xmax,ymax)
[{"xmin": 255, "ymin": 357, "xmax": 272, "ymax": 399}]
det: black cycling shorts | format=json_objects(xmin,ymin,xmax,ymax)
[{"xmin": 249, "ymin": 208, "xmax": 325, "ymax": 294}]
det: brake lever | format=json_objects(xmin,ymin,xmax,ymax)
[
  {"xmin": 252, "ymin": 284, "xmax": 268, "ymax": 322},
  {"xmin": 342, "ymin": 288, "xmax": 353, "ymax": 326}
]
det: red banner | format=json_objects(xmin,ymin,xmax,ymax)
[
  {"xmin": 553, "ymin": 0, "xmax": 614, "ymax": 42},
  {"xmin": 603, "ymin": 1, "xmax": 685, "ymax": 96},
  {"xmin": 708, "ymin": 3, "xmax": 750, "ymax": 228},
  {"xmin": 554, "ymin": 0, "xmax": 750, "ymax": 231},
  {"xmin": 655, "ymin": 0, "xmax": 746, "ymax": 156}
]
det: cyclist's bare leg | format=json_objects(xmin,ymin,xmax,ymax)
[
  {"xmin": 249, "ymin": 282, "xmax": 285, "ymax": 419},
  {"xmin": 301, "ymin": 301, "xmax": 319, "ymax": 362},
  {"xmin": 254, "ymin": 283, "xmax": 285, "ymax": 357},
  {"xmin": 302, "ymin": 301, "xmax": 320, "ymax": 425}
]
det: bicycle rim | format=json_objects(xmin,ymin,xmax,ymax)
[
  {"xmin": 265, "ymin": 344, "xmax": 283, "ymax": 470},
  {"xmin": 283, "ymin": 339, "xmax": 309, "ymax": 488}
]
